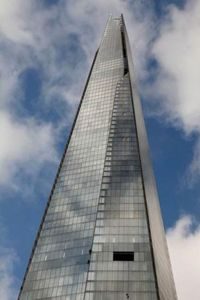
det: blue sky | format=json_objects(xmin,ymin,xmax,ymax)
[{"xmin": 0, "ymin": 0, "xmax": 200, "ymax": 299}]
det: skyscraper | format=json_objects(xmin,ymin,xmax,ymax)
[{"xmin": 18, "ymin": 15, "xmax": 177, "ymax": 300}]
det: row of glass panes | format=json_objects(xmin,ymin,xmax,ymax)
[
  {"xmin": 20, "ymin": 284, "xmax": 86, "ymax": 299},
  {"xmin": 88, "ymin": 261, "xmax": 154, "ymax": 272},
  {"xmin": 90, "ymin": 252, "xmax": 150, "ymax": 262},
  {"xmin": 40, "ymin": 224, "xmax": 148, "ymax": 241},
  {"xmin": 84, "ymin": 292, "xmax": 157, "ymax": 300},
  {"xmin": 45, "ymin": 203, "xmax": 146, "ymax": 216},
  {"xmin": 86, "ymin": 281, "xmax": 156, "ymax": 292},
  {"xmin": 93, "ymin": 235, "xmax": 150, "ymax": 244},
  {"xmin": 24, "ymin": 270, "xmax": 156, "ymax": 292},
  {"xmin": 26, "ymin": 265, "xmax": 89, "ymax": 281},
  {"xmin": 23, "ymin": 274, "xmax": 87, "ymax": 290},
  {"xmin": 35, "ymin": 232, "xmax": 94, "ymax": 247},
  {"xmin": 30, "ymin": 256, "xmax": 90, "ymax": 272},
  {"xmin": 42, "ymin": 216, "xmax": 147, "ymax": 232}
]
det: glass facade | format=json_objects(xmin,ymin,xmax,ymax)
[{"xmin": 18, "ymin": 16, "xmax": 177, "ymax": 300}]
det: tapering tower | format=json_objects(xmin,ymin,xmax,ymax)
[{"xmin": 18, "ymin": 15, "xmax": 177, "ymax": 300}]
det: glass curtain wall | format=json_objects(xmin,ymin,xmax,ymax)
[{"xmin": 18, "ymin": 15, "xmax": 177, "ymax": 300}]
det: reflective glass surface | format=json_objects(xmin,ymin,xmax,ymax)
[
  {"xmin": 123, "ymin": 16, "xmax": 177, "ymax": 300},
  {"xmin": 19, "ymin": 17, "xmax": 124, "ymax": 300},
  {"xmin": 19, "ymin": 16, "xmax": 177, "ymax": 300},
  {"xmin": 85, "ymin": 74, "xmax": 157, "ymax": 300}
]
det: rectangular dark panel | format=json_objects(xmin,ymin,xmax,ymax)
[{"xmin": 113, "ymin": 251, "xmax": 134, "ymax": 261}]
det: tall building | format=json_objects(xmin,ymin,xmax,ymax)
[{"xmin": 18, "ymin": 16, "xmax": 177, "ymax": 300}]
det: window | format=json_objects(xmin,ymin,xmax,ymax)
[{"xmin": 113, "ymin": 251, "xmax": 134, "ymax": 261}]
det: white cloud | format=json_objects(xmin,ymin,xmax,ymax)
[
  {"xmin": 1, "ymin": 0, "xmax": 199, "ymax": 187},
  {"xmin": 0, "ymin": 0, "xmax": 153, "ymax": 190},
  {"xmin": 0, "ymin": 247, "xmax": 18, "ymax": 300},
  {"xmin": 151, "ymin": 0, "xmax": 200, "ymax": 134},
  {"xmin": 167, "ymin": 215, "xmax": 200, "ymax": 300},
  {"xmin": 148, "ymin": 0, "xmax": 200, "ymax": 183},
  {"xmin": 0, "ymin": 0, "xmax": 34, "ymax": 45},
  {"xmin": 0, "ymin": 1, "xmax": 64, "ymax": 189},
  {"xmin": 0, "ymin": 111, "xmax": 57, "ymax": 187}
]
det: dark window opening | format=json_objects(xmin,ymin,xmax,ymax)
[
  {"xmin": 113, "ymin": 251, "xmax": 134, "ymax": 261},
  {"xmin": 124, "ymin": 67, "xmax": 128, "ymax": 75},
  {"xmin": 121, "ymin": 30, "xmax": 129, "ymax": 75},
  {"xmin": 121, "ymin": 30, "xmax": 127, "ymax": 59}
]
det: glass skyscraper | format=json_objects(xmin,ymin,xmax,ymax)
[{"xmin": 18, "ymin": 16, "xmax": 177, "ymax": 300}]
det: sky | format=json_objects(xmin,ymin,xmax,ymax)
[{"xmin": 0, "ymin": 0, "xmax": 200, "ymax": 299}]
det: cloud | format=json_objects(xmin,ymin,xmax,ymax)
[
  {"xmin": 167, "ymin": 215, "xmax": 200, "ymax": 300},
  {"xmin": 151, "ymin": 0, "xmax": 200, "ymax": 134},
  {"xmin": 147, "ymin": 0, "xmax": 200, "ymax": 183},
  {"xmin": 0, "ymin": 247, "xmax": 18, "ymax": 300},
  {"xmin": 1, "ymin": 0, "xmax": 199, "ymax": 187},
  {"xmin": 0, "ymin": 111, "xmax": 57, "ymax": 188},
  {"xmin": 0, "ymin": 0, "xmax": 154, "ymax": 190},
  {"xmin": 0, "ymin": 0, "xmax": 34, "ymax": 45},
  {"xmin": 0, "ymin": 1, "xmax": 67, "ymax": 190}
]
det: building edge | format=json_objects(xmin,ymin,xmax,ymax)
[
  {"xmin": 121, "ymin": 14, "xmax": 177, "ymax": 300},
  {"xmin": 17, "ymin": 49, "xmax": 99, "ymax": 300}
]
